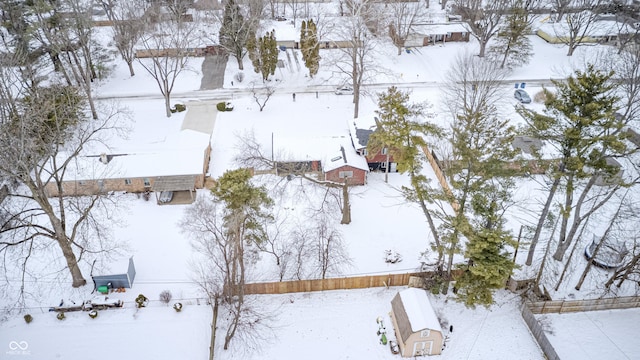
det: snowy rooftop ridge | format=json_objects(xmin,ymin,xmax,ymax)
[{"xmin": 399, "ymin": 288, "xmax": 442, "ymax": 333}]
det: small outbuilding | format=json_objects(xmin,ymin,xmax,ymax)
[
  {"xmin": 390, "ymin": 288, "xmax": 444, "ymax": 357},
  {"xmin": 91, "ymin": 257, "xmax": 136, "ymax": 289}
]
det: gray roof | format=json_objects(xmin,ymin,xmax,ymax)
[
  {"xmin": 355, "ymin": 128, "xmax": 373, "ymax": 147},
  {"xmin": 152, "ymin": 175, "xmax": 197, "ymax": 192}
]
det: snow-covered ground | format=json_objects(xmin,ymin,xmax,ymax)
[
  {"xmin": 1, "ymin": 4, "xmax": 638, "ymax": 359},
  {"xmin": 537, "ymin": 308, "xmax": 640, "ymax": 360}
]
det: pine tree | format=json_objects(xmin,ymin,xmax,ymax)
[
  {"xmin": 300, "ymin": 19, "xmax": 320, "ymax": 77},
  {"xmin": 247, "ymin": 29, "xmax": 260, "ymax": 73},
  {"xmin": 519, "ymin": 65, "xmax": 629, "ymax": 263},
  {"xmin": 368, "ymin": 86, "xmax": 443, "ymax": 266}
]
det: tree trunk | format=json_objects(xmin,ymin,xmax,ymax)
[
  {"xmin": 500, "ymin": 44, "xmax": 511, "ymax": 69},
  {"xmin": 526, "ymin": 176, "xmax": 561, "ymax": 265},
  {"xmin": 384, "ymin": 152, "xmax": 389, "ymax": 183},
  {"xmin": 397, "ymin": 46, "xmax": 402, "ymax": 56},
  {"xmin": 553, "ymin": 174, "xmax": 574, "ymax": 261},
  {"xmin": 56, "ymin": 234, "xmax": 86, "ymax": 287},
  {"xmin": 165, "ymin": 94, "xmax": 172, "ymax": 117},
  {"xmin": 478, "ymin": 39, "xmax": 487, "ymax": 58},
  {"xmin": 340, "ymin": 181, "xmax": 351, "ymax": 224},
  {"xmin": 127, "ymin": 61, "xmax": 136, "ymax": 77},
  {"xmin": 236, "ymin": 53, "xmax": 244, "ymax": 70},
  {"xmin": 209, "ymin": 295, "xmax": 219, "ymax": 360}
]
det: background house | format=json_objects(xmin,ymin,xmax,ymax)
[
  {"xmin": 390, "ymin": 288, "xmax": 444, "ymax": 357},
  {"xmin": 406, "ymin": 23, "xmax": 469, "ymax": 47},
  {"xmin": 44, "ymin": 102, "xmax": 215, "ymax": 202},
  {"xmin": 350, "ymin": 116, "xmax": 398, "ymax": 172}
]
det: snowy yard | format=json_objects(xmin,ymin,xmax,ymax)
[
  {"xmin": 2, "ymin": 2, "xmax": 639, "ymax": 359},
  {"xmin": 537, "ymin": 308, "xmax": 640, "ymax": 360}
]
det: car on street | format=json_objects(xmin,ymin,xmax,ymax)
[
  {"xmin": 335, "ymin": 86, "xmax": 354, "ymax": 95},
  {"xmin": 514, "ymin": 89, "xmax": 531, "ymax": 104}
]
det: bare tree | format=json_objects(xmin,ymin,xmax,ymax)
[
  {"xmin": 100, "ymin": 0, "xmax": 148, "ymax": 77},
  {"xmin": 234, "ymin": 132, "xmax": 357, "ymax": 224},
  {"xmin": 137, "ymin": 6, "xmax": 200, "ymax": 117},
  {"xmin": 386, "ymin": 0, "xmax": 427, "ymax": 55},
  {"xmin": 30, "ymin": 0, "xmax": 102, "ymax": 119},
  {"xmin": 218, "ymin": 0, "xmax": 259, "ymax": 70},
  {"xmin": 454, "ymin": 0, "xmax": 510, "ymax": 57},
  {"xmin": 332, "ymin": 0, "xmax": 379, "ymax": 118},
  {"xmin": 180, "ymin": 169, "xmax": 272, "ymax": 351},
  {"xmin": 0, "ymin": 65, "xmax": 125, "ymax": 289},
  {"xmin": 552, "ymin": 0, "xmax": 604, "ymax": 56},
  {"xmin": 250, "ymin": 81, "xmax": 276, "ymax": 111}
]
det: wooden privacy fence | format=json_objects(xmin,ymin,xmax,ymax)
[
  {"xmin": 521, "ymin": 296, "xmax": 640, "ymax": 360},
  {"xmin": 527, "ymin": 296, "xmax": 640, "ymax": 314},
  {"xmin": 242, "ymin": 272, "xmax": 426, "ymax": 295}
]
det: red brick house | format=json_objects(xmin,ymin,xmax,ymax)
[{"xmin": 323, "ymin": 145, "xmax": 369, "ymax": 185}]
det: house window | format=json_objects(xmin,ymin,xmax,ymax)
[
  {"xmin": 381, "ymin": 148, "xmax": 388, "ymax": 155},
  {"xmin": 124, "ymin": 179, "xmax": 132, "ymax": 185},
  {"xmin": 446, "ymin": 32, "xmax": 452, "ymax": 38},
  {"xmin": 363, "ymin": 148, "xmax": 368, "ymax": 156},
  {"xmin": 420, "ymin": 329, "xmax": 430, "ymax": 338},
  {"xmin": 339, "ymin": 171, "xmax": 353, "ymax": 178},
  {"xmin": 78, "ymin": 180, "xmax": 86, "ymax": 186},
  {"xmin": 97, "ymin": 180, "xmax": 104, "ymax": 190},
  {"xmin": 143, "ymin": 178, "xmax": 150, "ymax": 187}
]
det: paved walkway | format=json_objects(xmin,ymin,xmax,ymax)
[{"xmin": 181, "ymin": 100, "xmax": 217, "ymax": 135}]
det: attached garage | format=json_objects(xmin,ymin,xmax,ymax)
[{"xmin": 152, "ymin": 174, "xmax": 198, "ymax": 205}]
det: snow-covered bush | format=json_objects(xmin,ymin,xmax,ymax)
[
  {"xmin": 159, "ymin": 290, "xmax": 172, "ymax": 304},
  {"xmin": 56, "ymin": 312, "xmax": 65, "ymax": 321},
  {"xmin": 135, "ymin": 294, "xmax": 149, "ymax": 308},
  {"xmin": 173, "ymin": 302, "xmax": 183, "ymax": 312},
  {"xmin": 23, "ymin": 314, "xmax": 33, "ymax": 324},
  {"xmin": 88, "ymin": 310, "xmax": 98, "ymax": 319}
]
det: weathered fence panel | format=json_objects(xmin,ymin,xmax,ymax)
[
  {"xmin": 527, "ymin": 296, "xmax": 640, "ymax": 314},
  {"xmin": 243, "ymin": 272, "xmax": 425, "ymax": 295},
  {"xmin": 521, "ymin": 304, "xmax": 561, "ymax": 360}
]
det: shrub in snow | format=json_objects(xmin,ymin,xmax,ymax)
[
  {"xmin": 533, "ymin": 90, "xmax": 548, "ymax": 103},
  {"xmin": 170, "ymin": 103, "xmax": 186, "ymax": 113},
  {"xmin": 159, "ymin": 290, "xmax": 172, "ymax": 304},
  {"xmin": 56, "ymin": 312, "xmax": 65, "ymax": 321},
  {"xmin": 173, "ymin": 302, "xmax": 183, "ymax": 312},
  {"xmin": 88, "ymin": 310, "xmax": 98, "ymax": 319},
  {"xmin": 135, "ymin": 294, "xmax": 149, "ymax": 308},
  {"xmin": 23, "ymin": 314, "xmax": 33, "ymax": 324},
  {"xmin": 216, "ymin": 102, "xmax": 234, "ymax": 112},
  {"xmin": 384, "ymin": 249, "xmax": 402, "ymax": 264}
]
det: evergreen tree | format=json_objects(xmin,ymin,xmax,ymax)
[
  {"xmin": 300, "ymin": 19, "xmax": 320, "ymax": 77},
  {"xmin": 246, "ymin": 29, "xmax": 259, "ymax": 72},
  {"xmin": 488, "ymin": 0, "xmax": 533, "ymax": 69},
  {"xmin": 252, "ymin": 30, "xmax": 278, "ymax": 81},
  {"xmin": 519, "ymin": 65, "xmax": 629, "ymax": 263},
  {"xmin": 368, "ymin": 86, "xmax": 444, "ymax": 266}
]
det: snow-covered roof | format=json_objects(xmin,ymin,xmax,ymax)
[
  {"xmin": 57, "ymin": 129, "xmax": 210, "ymax": 181},
  {"xmin": 322, "ymin": 142, "xmax": 369, "ymax": 172},
  {"xmin": 398, "ymin": 288, "xmax": 442, "ymax": 333},
  {"xmin": 413, "ymin": 22, "xmax": 468, "ymax": 35},
  {"xmin": 538, "ymin": 20, "xmax": 633, "ymax": 37},
  {"xmin": 272, "ymin": 134, "xmax": 368, "ymax": 172}
]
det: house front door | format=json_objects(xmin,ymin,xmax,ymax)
[{"xmin": 413, "ymin": 341, "xmax": 433, "ymax": 356}]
